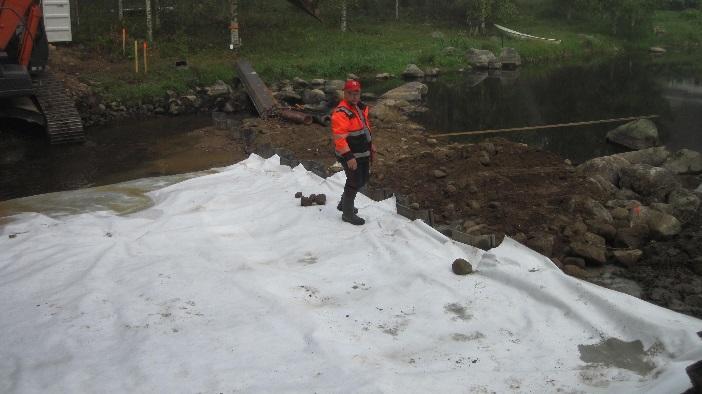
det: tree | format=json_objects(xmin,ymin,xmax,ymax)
[
  {"xmin": 341, "ymin": 0, "xmax": 348, "ymax": 32},
  {"xmin": 462, "ymin": 0, "xmax": 517, "ymax": 34},
  {"xmin": 600, "ymin": 0, "xmax": 660, "ymax": 37},
  {"xmin": 145, "ymin": 0, "xmax": 153, "ymax": 42},
  {"xmin": 230, "ymin": 0, "xmax": 241, "ymax": 50}
]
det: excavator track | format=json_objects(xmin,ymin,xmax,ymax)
[{"xmin": 33, "ymin": 72, "xmax": 85, "ymax": 144}]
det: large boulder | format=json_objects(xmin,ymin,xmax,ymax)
[
  {"xmin": 586, "ymin": 219, "xmax": 617, "ymax": 241},
  {"xmin": 619, "ymin": 164, "xmax": 681, "ymax": 202},
  {"xmin": 526, "ymin": 233, "xmax": 555, "ymax": 257},
  {"xmin": 606, "ymin": 119, "xmax": 659, "ymax": 150},
  {"xmin": 380, "ymin": 82, "xmax": 428, "ymax": 102},
  {"xmin": 303, "ymin": 89, "xmax": 326, "ymax": 105},
  {"xmin": 577, "ymin": 155, "xmax": 630, "ymax": 185},
  {"xmin": 292, "ymin": 77, "xmax": 309, "ymax": 88},
  {"xmin": 499, "ymin": 47, "xmax": 521, "ymax": 68},
  {"xmin": 667, "ymin": 188, "xmax": 701, "ymax": 223},
  {"xmin": 310, "ymin": 79, "xmax": 326, "ymax": 88},
  {"xmin": 613, "ymin": 249, "xmax": 643, "ymax": 268},
  {"xmin": 323, "ymin": 80, "xmax": 345, "ymax": 94},
  {"xmin": 371, "ymin": 101, "xmax": 408, "ymax": 123},
  {"xmin": 616, "ymin": 224, "xmax": 650, "ymax": 249},
  {"xmin": 638, "ymin": 207, "xmax": 682, "ymax": 238},
  {"xmin": 424, "ymin": 67, "xmax": 440, "ymax": 77},
  {"xmin": 566, "ymin": 196, "xmax": 614, "ymax": 224},
  {"xmin": 663, "ymin": 149, "xmax": 702, "ymax": 174},
  {"xmin": 613, "ymin": 146, "xmax": 671, "ymax": 167},
  {"xmin": 570, "ymin": 232, "xmax": 607, "ymax": 264},
  {"xmin": 587, "ymin": 175, "xmax": 618, "ymax": 195},
  {"xmin": 274, "ymin": 90, "xmax": 302, "ymax": 103},
  {"xmin": 466, "ymin": 48, "xmax": 498, "ymax": 69},
  {"xmin": 402, "ymin": 64, "xmax": 425, "ymax": 79},
  {"xmin": 205, "ymin": 80, "xmax": 232, "ymax": 98}
]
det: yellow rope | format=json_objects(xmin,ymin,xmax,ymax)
[{"xmin": 433, "ymin": 115, "xmax": 659, "ymax": 138}]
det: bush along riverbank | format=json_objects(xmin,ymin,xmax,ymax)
[{"xmin": 55, "ymin": 43, "xmax": 550, "ymax": 127}]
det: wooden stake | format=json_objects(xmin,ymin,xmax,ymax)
[
  {"xmin": 432, "ymin": 115, "xmax": 660, "ymax": 138},
  {"xmin": 143, "ymin": 42, "xmax": 148, "ymax": 74},
  {"xmin": 122, "ymin": 28, "xmax": 126, "ymax": 55},
  {"xmin": 134, "ymin": 40, "xmax": 139, "ymax": 73}
]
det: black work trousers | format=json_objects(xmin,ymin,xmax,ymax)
[{"xmin": 340, "ymin": 158, "xmax": 370, "ymax": 195}]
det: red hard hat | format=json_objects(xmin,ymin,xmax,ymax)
[{"xmin": 344, "ymin": 80, "xmax": 361, "ymax": 92}]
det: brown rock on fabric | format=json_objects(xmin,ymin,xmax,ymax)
[
  {"xmin": 452, "ymin": 258, "xmax": 473, "ymax": 275},
  {"xmin": 295, "ymin": 192, "xmax": 303, "ymax": 198},
  {"xmin": 314, "ymin": 194, "xmax": 327, "ymax": 205},
  {"xmin": 301, "ymin": 197, "xmax": 314, "ymax": 207}
]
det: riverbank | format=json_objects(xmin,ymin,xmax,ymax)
[{"xmin": 54, "ymin": 6, "xmax": 702, "ymax": 108}]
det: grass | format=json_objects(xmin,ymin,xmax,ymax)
[{"xmin": 72, "ymin": 6, "xmax": 701, "ymax": 105}]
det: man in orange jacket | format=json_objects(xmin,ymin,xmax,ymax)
[{"xmin": 331, "ymin": 80, "xmax": 376, "ymax": 226}]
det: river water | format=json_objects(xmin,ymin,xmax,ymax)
[
  {"xmin": 412, "ymin": 57, "xmax": 702, "ymax": 163},
  {"xmin": 0, "ymin": 115, "xmax": 232, "ymax": 201},
  {"xmin": 1, "ymin": 57, "xmax": 701, "ymax": 201}
]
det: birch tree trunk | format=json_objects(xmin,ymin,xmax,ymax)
[
  {"xmin": 71, "ymin": 0, "xmax": 80, "ymax": 26},
  {"xmin": 153, "ymin": 0, "xmax": 160, "ymax": 29},
  {"xmin": 118, "ymin": 0, "xmax": 123, "ymax": 21},
  {"xmin": 230, "ymin": 0, "xmax": 241, "ymax": 51},
  {"xmin": 341, "ymin": 0, "xmax": 347, "ymax": 32},
  {"xmin": 145, "ymin": 0, "xmax": 153, "ymax": 42},
  {"xmin": 395, "ymin": 0, "xmax": 399, "ymax": 20}
]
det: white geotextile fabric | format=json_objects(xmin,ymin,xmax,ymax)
[{"xmin": 1, "ymin": 154, "xmax": 700, "ymax": 393}]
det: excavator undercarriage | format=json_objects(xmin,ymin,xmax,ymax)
[{"xmin": 0, "ymin": 0, "xmax": 85, "ymax": 143}]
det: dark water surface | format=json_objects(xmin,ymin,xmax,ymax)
[
  {"xmin": 413, "ymin": 58, "xmax": 702, "ymax": 163},
  {"xmin": 0, "ymin": 115, "xmax": 228, "ymax": 201}
]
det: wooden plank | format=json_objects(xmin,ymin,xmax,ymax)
[{"xmin": 235, "ymin": 59, "xmax": 277, "ymax": 118}]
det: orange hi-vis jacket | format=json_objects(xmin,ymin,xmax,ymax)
[{"xmin": 331, "ymin": 100, "xmax": 373, "ymax": 161}]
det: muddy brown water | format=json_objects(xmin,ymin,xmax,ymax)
[{"xmin": 0, "ymin": 115, "xmax": 243, "ymax": 202}]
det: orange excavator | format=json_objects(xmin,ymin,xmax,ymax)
[
  {"xmin": 0, "ymin": 0, "xmax": 84, "ymax": 144},
  {"xmin": 1, "ymin": 0, "xmax": 317, "ymax": 144}
]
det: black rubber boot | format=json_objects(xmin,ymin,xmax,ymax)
[
  {"xmin": 342, "ymin": 192, "xmax": 365, "ymax": 226},
  {"xmin": 337, "ymin": 194, "xmax": 358, "ymax": 214}
]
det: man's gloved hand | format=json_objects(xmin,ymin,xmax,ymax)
[{"xmin": 347, "ymin": 158, "xmax": 358, "ymax": 171}]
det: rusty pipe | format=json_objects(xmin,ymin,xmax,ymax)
[{"xmin": 278, "ymin": 109, "xmax": 313, "ymax": 125}]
